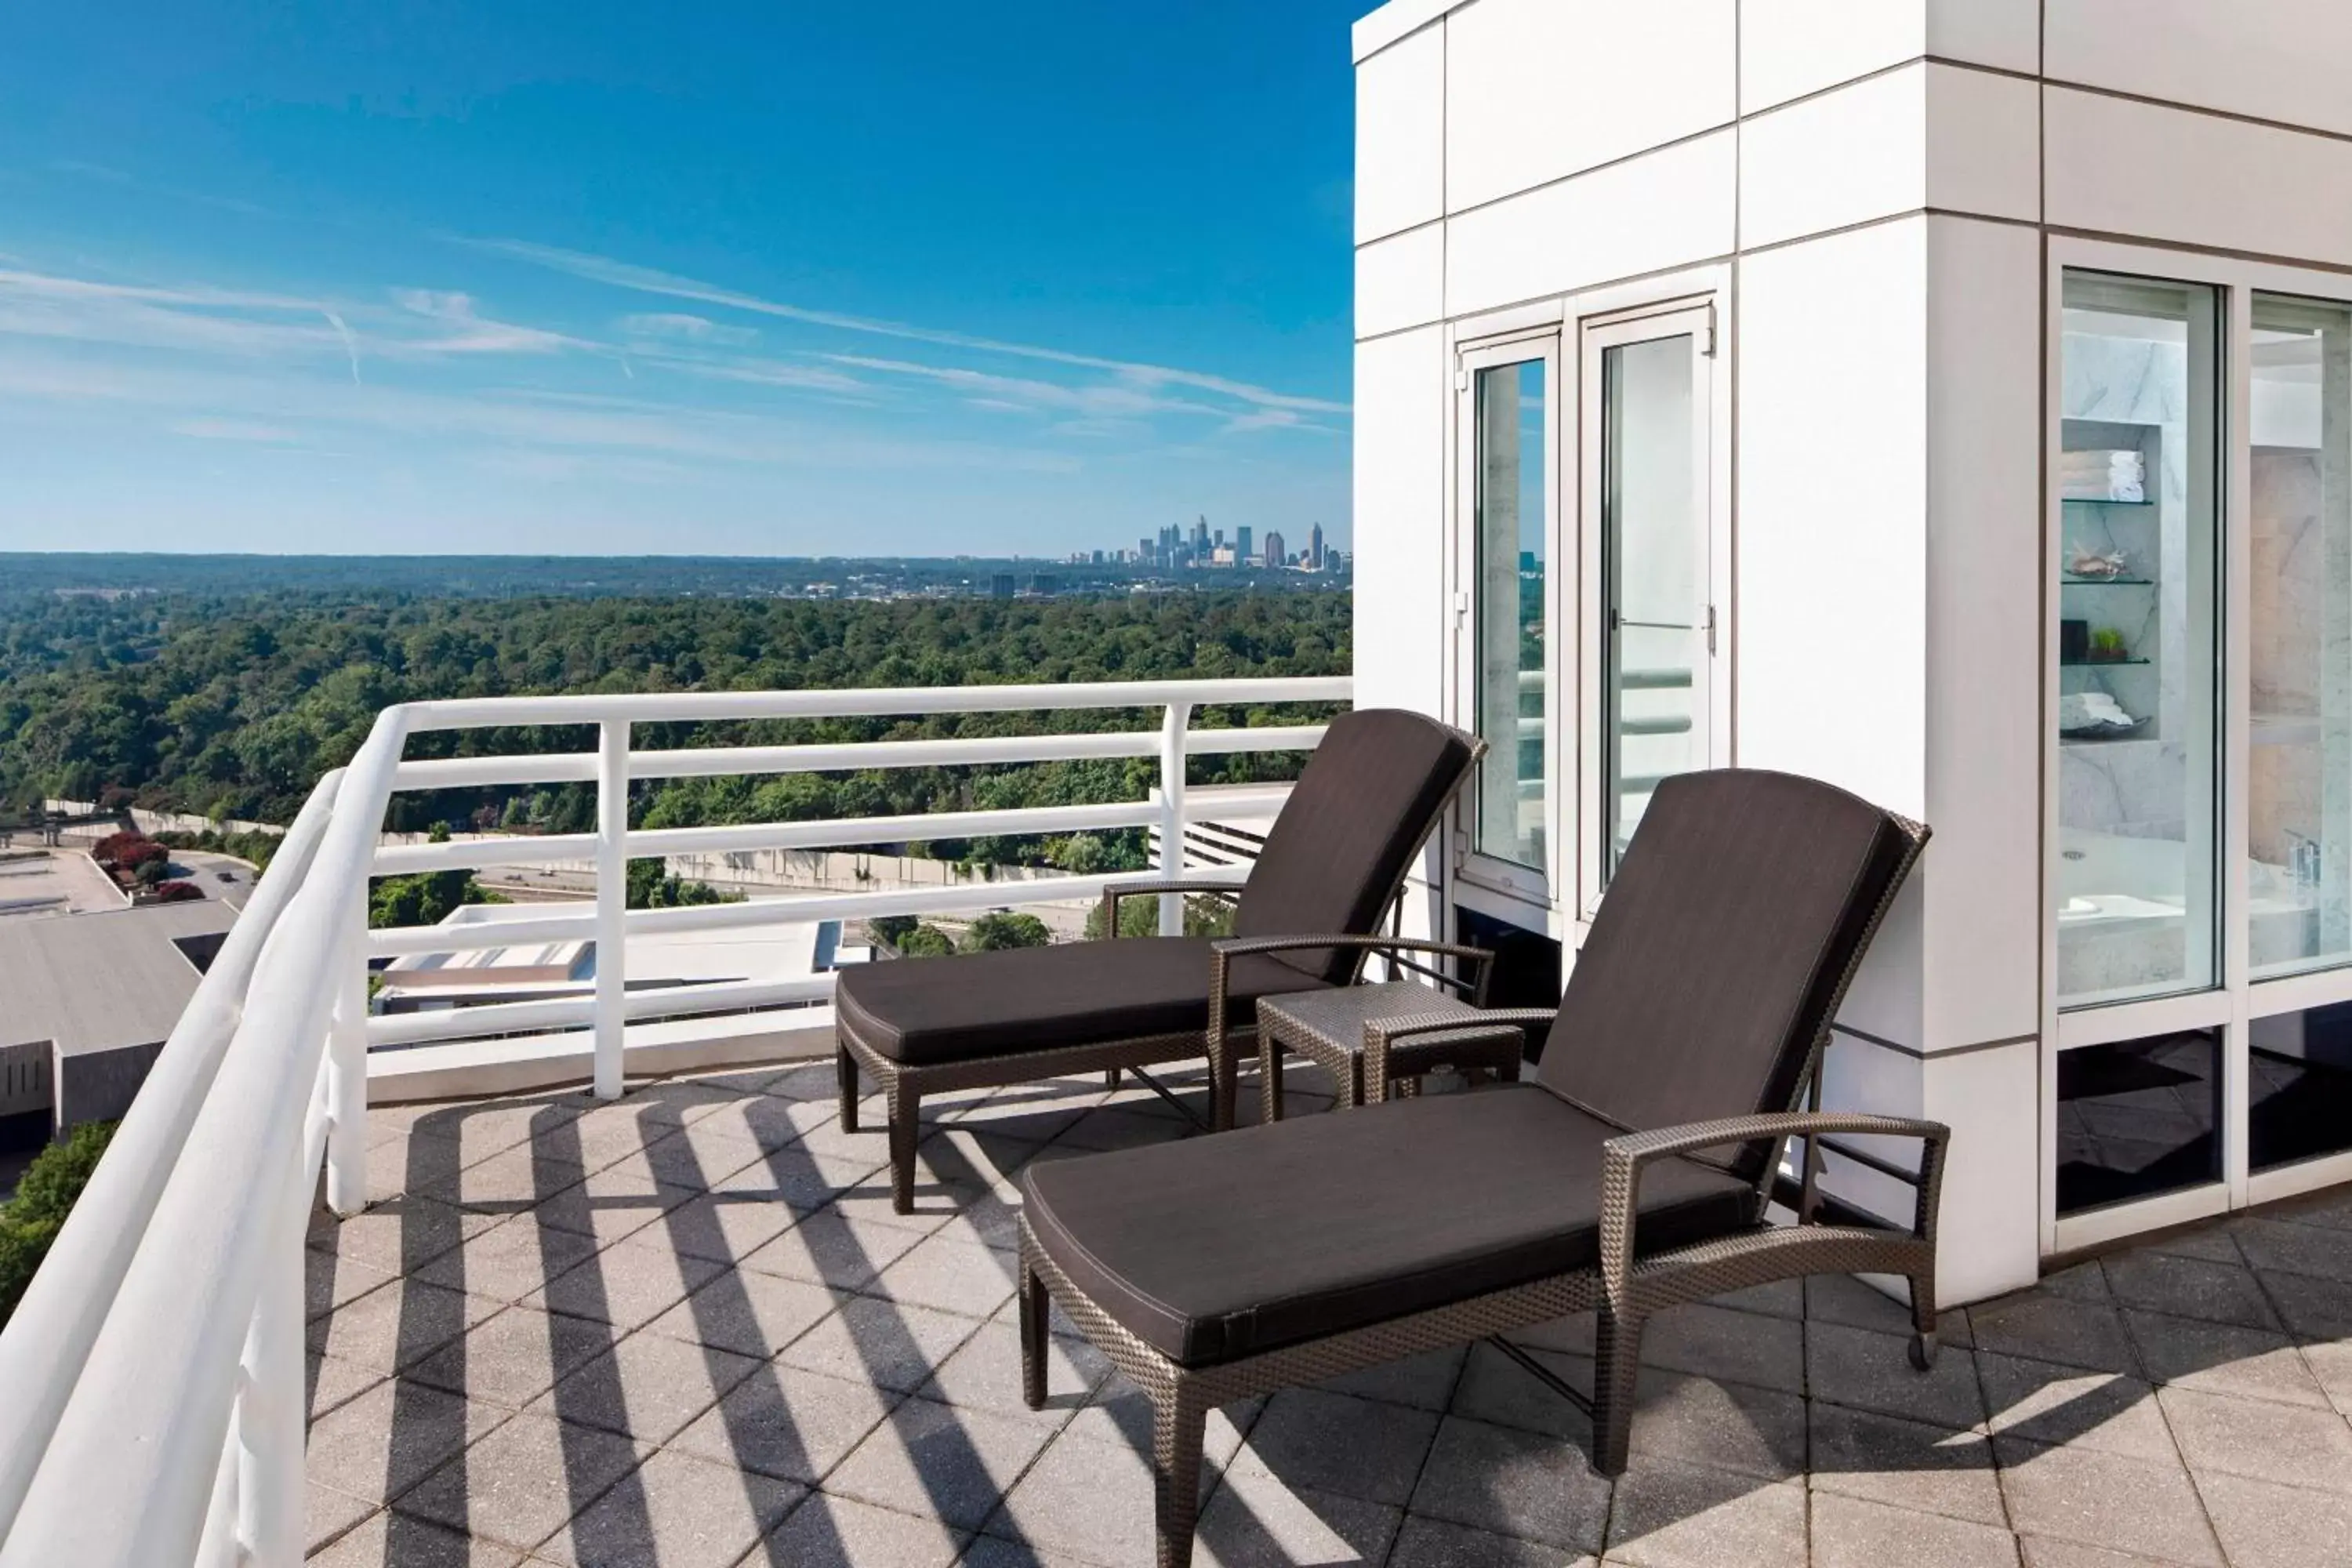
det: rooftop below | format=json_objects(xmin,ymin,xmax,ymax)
[{"xmin": 302, "ymin": 1054, "xmax": 2352, "ymax": 1567}]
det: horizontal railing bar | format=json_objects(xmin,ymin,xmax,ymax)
[
  {"xmin": 374, "ymin": 833, "xmax": 595, "ymax": 874},
  {"xmin": 626, "ymin": 800, "xmax": 1161, "ymax": 859},
  {"xmin": 365, "ymin": 866, "xmax": 1197, "ymax": 957},
  {"xmin": 367, "ymin": 975, "xmax": 840, "ymax": 1049},
  {"xmin": 391, "ymin": 753, "xmax": 600, "ymax": 789},
  {"xmin": 369, "ymin": 911, "xmax": 597, "ymax": 955},
  {"xmin": 372, "ymin": 782, "xmax": 1297, "ymax": 877},
  {"xmin": 369, "ymin": 995, "xmax": 593, "ymax": 1047},
  {"xmin": 387, "ymin": 722, "xmax": 1328, "ymax": 793},
  {"xmin": 396, "ymin": 676, "xmax": 1352, "ymax": 732}
]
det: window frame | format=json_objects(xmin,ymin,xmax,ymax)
[
  {"xmin": 1448, "ymin": 327, "xmax": 1564, "ymax": 910},
  {"xmin": 1576, "ymin": 299, "xmax": 1727, "ymax": 920},
  {"xmin": 2041, "ymin": 236, "xmax": 2352, "ymax": 1256}
]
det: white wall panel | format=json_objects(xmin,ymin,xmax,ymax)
[
  {"xmin": 1925, "ymin": 65, "xmax": 2039, "ymax": 224},
  {"xmin": 1744, "ymin": 64, "xmax": 2034, "ymax": 251},
  {"xmin": 1352, "ymin": 328, "xmax": 1450, "ymax": 719},
  {"xmin": 1740, "ymin": 0, "xmax": 1922, "ymax": 113},
  {"xmin": 1742, "ymin": 67, "xmax": 1928, "ymax": 250},
  {"xmin": 1356, "ymin": 21, "xmax": 1446, "ymax": 243},
  {"xmin": 1356, "ymin": 224, "xmax": 1446, "ymax": 339},
  {"xmin": 1445, "ymin": 131, "xmax": 1736, "ymax": 317},
  {"xmin": 2047, "ymin": 0, "xmax": 2352, "ymax": 139},
  {"xmin": 1922, "ymin": 1040, "xmax": 2043, "ymax": 1301},
  {"xmin": 2046, "ymin": 88, "xmax": 2352, "ymax": 268},
  {"xmin": 1445, "ymin": 0, "xmax": 1735, "ymax": 212},
  {"xmin": 1923, "ymin": 217, "xmax": 2043, "ymax": 1049},
  {"xmin": 1926, "ymin": 0, "xmax": 2040, "ymax": 76},
  {"xmin": 1737, "ymin": 218, "xmax": 1930, "ymax": 815}
]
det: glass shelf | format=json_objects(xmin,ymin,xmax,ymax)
[
  {"xmin": 2061, "ymin": 576, "xmax": 2155, "ymax": 586},
  {"xmin": 2063, "ymin": 495, "xmax": 2155, "ymax": 506},
  {"xmin": 2060, "ymin": 657, "xmax": 2151, "ymax": 667}
]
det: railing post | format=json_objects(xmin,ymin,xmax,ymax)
[
  {"xmin": 594, "ymin": 718, "xmax": 630, "ymax": 1099},
  {"xmin": 1157, "ymin": 702, "xmax": 1192, "ymax": 936},
  {"xmin": 325, "ymin": 884, "xmax": 368, "ymax": 1217}
]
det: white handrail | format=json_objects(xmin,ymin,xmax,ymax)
[
  {"xmin": 0, "ymin": 674, "xmax": 1348, "ymax": 1566},
  {"xmin": 0, "ymin": 770, "xmax": 340, "ymax": 1539}
]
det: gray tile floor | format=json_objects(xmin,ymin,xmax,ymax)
[{"xmin": 305, "ymin": 1059, "xmax": 2352, "ymax": 1567}]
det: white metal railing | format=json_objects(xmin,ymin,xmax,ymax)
[{"xmin": 0, "ymin": 674, "xmax": 1346, "ymax": 1566}]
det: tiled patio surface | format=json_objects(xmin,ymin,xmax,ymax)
[{"xmin": 305, "ymin": 1058, "xmax": 2352, "ymax": 1567}]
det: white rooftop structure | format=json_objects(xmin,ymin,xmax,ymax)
[{"xmin": 1352, "ymin": 0, "xmax": 2352, "ymax": 1301}]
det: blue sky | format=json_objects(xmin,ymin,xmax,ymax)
[{"xmin": 0, "ymin": 2, "xmax": 1363, "ymax": 557}]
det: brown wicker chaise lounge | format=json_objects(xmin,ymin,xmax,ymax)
[
  {"xmin": 1015, "ymin": 768, "xmax": 1943, "ymax": 1567},
  {"xmin": 832, "ymin": 708, "xmax": 1487, "ymax": 1212}
]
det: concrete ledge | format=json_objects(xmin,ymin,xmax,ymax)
[{"xmin": 366, "ymin": 1007, "xmax": 837, "ymax": 1104}]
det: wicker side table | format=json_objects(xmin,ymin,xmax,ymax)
[{"xmin": 1255, "ymin": 982, "xmax": 1526, "ymax": 1123}]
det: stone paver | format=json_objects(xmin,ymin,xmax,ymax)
[{"xmin": 301, "ymin": 1068, "xmax": 2352, "ymax": 1566}]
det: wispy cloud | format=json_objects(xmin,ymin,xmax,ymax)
[
  {"xmin": 465, "ymin": 238, "xmax": 1348, "ymax": 416},
  {"xmin": 619, "ymin": 311, "xmax": 758, "ymax": 347}
]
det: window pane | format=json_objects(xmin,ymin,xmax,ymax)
[
  {"xmin": 2055, "ymin": 274, "xmax": 2222, "ymax": 1007},
  {"xmin": 1602, "ymin": 334, "xmax": 1700, "ymax": 878},
  {"xmin": 1473, "ymin": 358, "xmax": 1547, "ymax": 871},
  {"xmin": 2250, "ymin": 1003, "xmax": 2352, "ymax": 1171},
  {"xmin": 2250, "ymin": 294, "xmax": 2352, "ymax": 978},
  {"xmin": 2056, "ymin": 1029, "xmax": 2222, "ymax": 1215}
]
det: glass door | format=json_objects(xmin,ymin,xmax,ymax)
[
  {"xmin": 1454, "ymin": 336, "xmax": 1559, "ymax": 900},
  {"xmin": 1580, "ymin": 307, "xmax": 1716, "ymax": 909}
]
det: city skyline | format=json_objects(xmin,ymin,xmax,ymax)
[{"xmin": 0, "ymin": 2, "xmax": 1363, "ymax": 558}]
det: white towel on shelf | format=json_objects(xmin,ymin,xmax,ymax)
[{"xmin": 2107, "ymin": 450, "xmax": 2144, "ymax": 503}]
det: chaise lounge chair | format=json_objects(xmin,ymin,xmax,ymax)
[
  {"xmin": 1014, "ymin": 768, "xmax": 1943, "ymax": 1567},
  {"xmin": 833, "ymin": 707, "xmax": 1486, "ymax": 1212}
]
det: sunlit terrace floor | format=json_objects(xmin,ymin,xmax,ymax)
[{"xmin": 304, "ymin": 1058, "xmax": 2352, "ymax": 1568}]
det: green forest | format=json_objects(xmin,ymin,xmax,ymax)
[{"xmin": 0, "ymin": 583, "xmax": 1350, "ymax": 875}]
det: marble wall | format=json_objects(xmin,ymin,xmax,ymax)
[{"xmin": 2059, "ymin": 331, "xmax": 2196, "ymax": 845}]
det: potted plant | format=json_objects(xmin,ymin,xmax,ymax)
[{"xmin": 2089, "ymin": 627, "xmax": 2129, "ymax": 662}]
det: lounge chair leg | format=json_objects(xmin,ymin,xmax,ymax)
[
  {"xmin": 1908, "ymin": 1272, "xmax": 1939, "ymax": 1370},
  {"xmin": 837, "ymin": 1046, "xmax": 860, "ymax": 1133},
  {"xmin": 1105, "ymin": 1069, "xmax": 1122, "ymax": 1091},
  {"xmin": 1152, "ymin": 1385, "xmax": 1208, "ymax": 1568},
  {"xmin": 1019, "ymin": 1261, "xmax": 1049, "ymax": 1410},
  {"xmin": 888, "ymin": 1083, "xmax": 920, "ymax": 1214},
  {"xmin": 1592, "ymin": 1306, "xmax": 1644, "ymax": 1477},
  {"xmin": 1258, "ymin": 1036, "xmax": 1286, "ymax": 1126},
  {"xmin": 1207, "ymin": 1039, "xmax": 1236, "ymax": 1133}
]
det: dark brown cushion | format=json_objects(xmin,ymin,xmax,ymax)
[
  {"xmin": 1233, "ymin": 709, "xmax": 1476, "ymax": 982},
  {"xmin": 1021, "ymin": 1083, "xmax": 1755, "ymax": 1367},
  {"xmin": 1536, "ymin": 769, "xmax": 1920, "ymax": 1182},
  {"xmin": 834, "ymin": 937, "xmax": 1330, "ymax": 1066}
]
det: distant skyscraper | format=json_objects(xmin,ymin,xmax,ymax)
[
  {"xmin": 1191, "ymin": 516, "xmax": 1211, "ymax": 561},
  {"xmin": 1031, "ymin": 573, "xmax": 1061, "ymax": 595},
  {"xmin": 1138, "ymin": 537, "xmax": 1153, "ymax": 564},
  {"xmin": 1236, "ymin": 525, "xmax": 1252, "ymax": 564},
  {"xmin": 1310, "ymin": 523, "xmax": 1326, "ymax": 571},
  {"xmin": 1263, "ymin": 531, "xmax": 1285, "ymax": 568},
  {"xmin": 991, "ymin": 572, "xmax": 1016, "ymax": 598}
]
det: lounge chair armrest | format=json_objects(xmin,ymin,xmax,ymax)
[
  {"xmin": 1599, "ymin": 1112, "xmax": 1951, "ymax": 1291},
  {"xmin": 1606, "ymin": 1112, "xmax": 1949, "ymax": 1170},
  {"xmin": 1212, "ymin": 934, "xmax": 1498, "ymax": 999},
  {"xmin": 1098, "ymin": 876, "xmax": 1248, "ymax": 937}
]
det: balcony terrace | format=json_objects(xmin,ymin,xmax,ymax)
[
  {"xmin": 309, "ymin": 1063, "xmax": 2352, "ymax": 1567},
  {"xmin": 5, "ymin": 676, "xmax": 2352, "ymax": 1567}
]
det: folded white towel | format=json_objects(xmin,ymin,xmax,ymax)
[{"xmin": 2060, "ymin": 691, "xmax": 2136, "ymax": 731}]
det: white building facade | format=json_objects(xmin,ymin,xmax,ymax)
[{"xmin": 1352, "ymin": 0, "xmax": 2352, "ymax": 1303}]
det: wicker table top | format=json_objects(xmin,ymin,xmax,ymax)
[{"xmin": 1259, "ymin": 981, "xmax": 1507, "ymax": 1055}]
